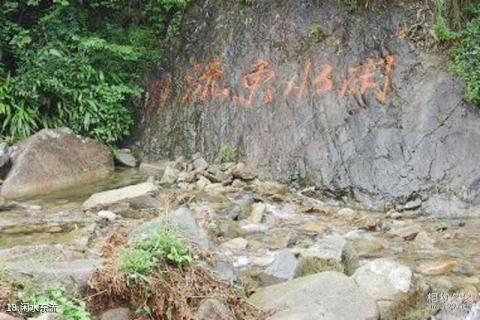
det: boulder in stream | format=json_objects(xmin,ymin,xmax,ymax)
[{"xmin": 1, "ymin": 128, "xmax": 113, "ymax": 199}]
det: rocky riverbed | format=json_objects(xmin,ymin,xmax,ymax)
[{"xmin": 1, "ymin": 151, "xmax": 479, "ymax": 320}]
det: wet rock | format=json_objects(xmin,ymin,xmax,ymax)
[
  {"xmin": 389, "ymin": 224, "xmax": 423, "ymax": 240},
  {"xmin": 417, "ymin": 260, "xmax": 458, "ymax": 276},
  {"xmin": 2, "ymin": 128, "xmax": 113, "ymax": 199},
  {"xmin": 97, "ymin": 210, "xmax": 117, "ymax": 221},
  {"xmin": 220, "ymin": 237, "xmax": 248, "ymax": 251},
  {"xmin": 260, "ymin": 249, "xmax": 299, "ymax": 285},
  {"xmin": 99, "ymin": 308, "xmax": 131, "ymax": 320},
  {"xmin": 82, "ymin": 182, "xmax": 158, "ymax": 209},
  {"xmin": 139, "ymin": 160, "xmax": 171, "ymax": 177},
  {"xmin": 129, "ymin": 207, "xmax": 212, "ymax": 250},
  {"xmin": 297, "ymin": 235, "xmax": 359, "ymax": 276},
  {"xmin": 352, "ymin": 258, "xmax": 414, "ymax": 317},
  {"xmin": 196, "ymin": 298, "xmax": 235, "ymax": 320},
  {"xmin": 114, "ymin": 149, "xmax": 137, "ymax": 167},
  {"xmin": 249, "ymin": 271, "xmax": 379, "ymax": 320},
  {"xmin": 159, "ymin": 165, "xmax": 180, "ymax": 185},
  {"xmin": 248, "ymin": 202, "xmax": 265, "ymax": 223}
]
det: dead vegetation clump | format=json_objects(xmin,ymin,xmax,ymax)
[{"xmin": 87, "ymin": 229, "xmax": 264, "ymax": 320}]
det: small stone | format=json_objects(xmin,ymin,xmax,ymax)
[
  {"xmin": 297, "ymin": 235, "xmax": 359, "ymax": 276},
  {"xmin": 114, "ymin": 149, "xmax": 137, "ymax": 167},
  {"xmin": 193, "ymin": 157, "xmax": 209, "ymax": 171},
  {"xmin": 160, "ymin": 165, "xmax": 180, "ymax": 185},
  {"xmin": 197, "ymin": 298, "xmax": 235, "ymax": 320},
  {"xmin": 82, "ymin": 182, "xmax": 158, "ymax": 209},
  {"xmin": 389, "ymin": 224, "xmax": 423, "ymax": 240},
  {"xmin": 178, "ymin": 171, "xmax": 195, "ymax": 183},
  {"xmin": 97, "ymin": 210, "xmax": 117, "ymax": 221},
  {"xmin": 99, "ymin": 308, "xmax": 131, "ymax": 320},
  {"xmin": 196, "ymin": 176, "xmax": 211, "ymax": 191},
  {"xmin": 249, "ymin": 202, "xmax": 265, "ymax": 223},
  {"xmin": 139, "ymin": 160, "xmax": 172, "ymax": 177},
  {"xmin": 204, "ymin": 183, "xmax": 225, "ymax": 194},
  {"xmin": 414, "ymin": 231, "xmax": 435, "ymax": 248},
  {"xmin": 298, "ymin": 221, "xmax": 327, "ymax": 234},
  {"xmin": 220, "ymin": 237, "xmax": 248, "ymax": 250},
  {"xmin": 386, "ymin": 210, "xmax": 403, "ymax": 219},
  {"xmin": 231, "ymin": 162, "xmax": 257, "ymax": 181},
  {"xmin": 337, "ymin": 208, "xmax": 359, "ymax": 221},
  {"xmin": 231, "ymin": 179, "xmax": 246, "ymax": 188},
  {"xmin": 226, "ymin": 194, "xmax": 254, "ymax": 220},
  {"xmin": 417, "ymin": 260, "xmax": 458, "ymax": 275},
  {"xmin": 260, "ymin": 249, "xmax": 299, "ymax": 285}
]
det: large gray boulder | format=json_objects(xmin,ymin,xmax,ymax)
[
  {"xmin": 1, "ymin": 128, "xmax": 113, "ymax": 199},
  {"xmin": 136, "ymin": 0, "xmax": 480, "ymax": 217},
  {"xmin": 249, "ymin": 271, "xmax": 379, "ymax": 320},
  {"xmin": 352, "ymin": 258, "xmax": 414, "ymax": 318}
]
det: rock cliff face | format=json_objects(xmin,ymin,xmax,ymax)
[{"xmin": 136, "ymin": 0, "xmax": 480, "ymax": 217}]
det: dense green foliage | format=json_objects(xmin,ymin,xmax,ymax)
[
  {"xmin": 435, "ymin": 1, "xmax": 480, "ymax": 107},
  {"xmin": 0, "ymin": 0, "xmax": 188, "ymax": 145},
  {"xmin": 118, "ymin": 226, "xmax": 193, "ymax": 276},
  {"xmin": 25, "ymin": 285, "xmax": 92, "ymax": 320}
]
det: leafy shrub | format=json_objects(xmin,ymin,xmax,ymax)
[
  {"xmin": 218, "ymin": 145, "xmax": 236, "ymax": 163},
  {"xmin": 118, "ymin": 226, "xmax": 192, "ymax": 276},
  {"xmin": 0, "ymin": 0, "xmax": 189, "ymax": 145},
  {"xmin": 435, "ymin": 1, "xmax": 480, "ymax": 107},
  {"xmin": 24, "ymin": 285, "xmax": 92, "ymax": 320}
]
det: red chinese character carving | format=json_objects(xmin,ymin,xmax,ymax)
[
  {"xmin": 283, "ymin": 60, "xmax": 335, "ymax": 100},
  {"xmin": 181, "ymin": 59, "xmax": 229, "ymax": 103},
  {"xmin": 235, "ymin": 58, "xmax": 275, "ymax": 105},
  {"xmin": 338, "ymin": 53, "xmax": 395, "ymax": 103},
  {"xmin": 376, "ymin": 53, "xmax": 395, "ymax": 103},
  {"xmin": 312, "ymin": 63, "xmax": 335, "ymax": 97}
]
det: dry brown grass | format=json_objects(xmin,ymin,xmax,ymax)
[{"xmin": 87, "ymin": 230, "xmax": 264, "ymax": 320}]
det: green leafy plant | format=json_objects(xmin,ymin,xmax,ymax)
[
  {"xmin": 118, "ymin": 226, "xmax": 193, "ymax": 276},
  {"xmin": 0, "ymin": 0, "xmax": 189, "ymax": 145},
  {"xmin": 24, "ymin": 285, "xmax": 92, "ymax": 320},
  {"xmin": 435, "ymin": 1, "xmax": 480, "ymax": 107},
  {"xmin": 218, "ymin": 145, "xmax": 236, "ymax": 163}
]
